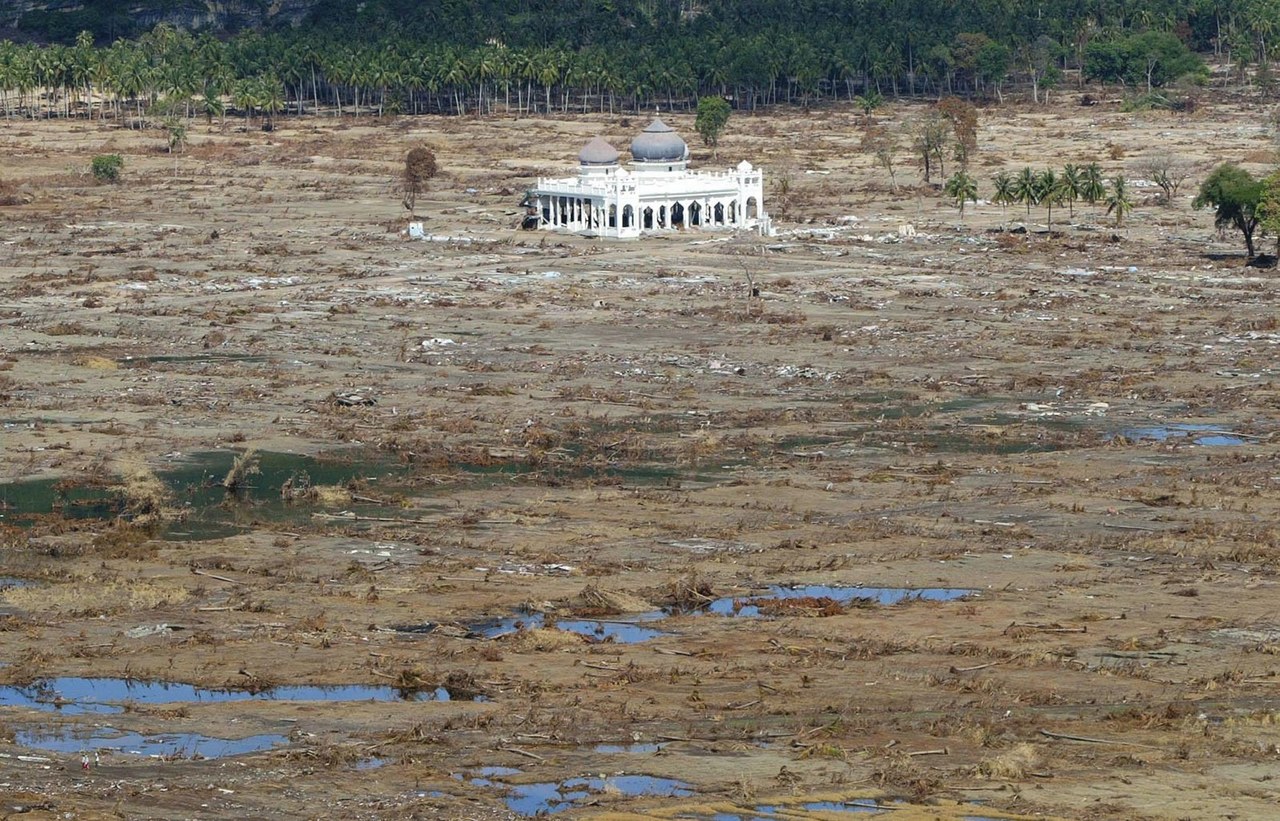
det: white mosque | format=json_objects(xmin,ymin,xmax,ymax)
[{"xmin": 525, "ymin": 117, "xmax": 769, "ymax": 239}]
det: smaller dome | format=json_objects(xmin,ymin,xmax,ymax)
[
  {"xmin": 630, "ymin": 118, "xmax": 688, "ymax": 163},
  {"xmin": 579, "ymin": 136, "xmax": 620, "ymax": 166}
]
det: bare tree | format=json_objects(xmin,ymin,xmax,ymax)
[
  {"xmin": 860, "ymin": 125, "xmax": 900, "ymax": 191},
  {"xmin": 1135, "ymin": 155, "xmax": 1196, "ymax": 206},
  {"xmin": 906, "ymin": 110, "xmax": 950, "ymax": 184},
  {"xmin": 402, "ymin": 145, "xmax": 439, "ymax": 218}
]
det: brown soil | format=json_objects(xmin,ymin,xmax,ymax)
[{"xmin": 1, "ymin": 97, "xmax": 1279, "ymax": 820}]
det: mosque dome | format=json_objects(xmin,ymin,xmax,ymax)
[
  {"xmin": 578, "ymin": 136, "xmax": 620, "ymax": 166},
  {"xmin": 629, "ymin": 118, "xmax": 688, "ymax": 163}
]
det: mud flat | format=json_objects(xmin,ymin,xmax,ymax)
[{"xmin": 1, "ymin": 99, "xmax": 1279, "ymax": 819}]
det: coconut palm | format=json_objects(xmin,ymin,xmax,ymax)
[
  {"xmin": 1014, "ymin": 167, "xmax": 1040, "ymax": 218},
  {"xmin": 1080, "ymin": 162, "xmax": 1106, "ymax": 211},
  {"xmin": 1106, "ymin": 176, "xmax": 1133, "ymax": 227},
  {"xmin": 992, "ymin": 171, "xmax": 1015, "ymax": 227},
  {"xmin": 1061, "ymin": 163, "xmax": 1083, "ymax": 219},
  {"xmin": 257, "ymin": 75, "xmax": 285, "ymax": 127},
  {"xmin": 1037, "ymin": 169, "xmax": 1069, "ymax": 234},
  {"xmin": 944, "ymin": 170, "xmax": 979, "ymax": 220}
]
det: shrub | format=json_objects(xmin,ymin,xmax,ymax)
[{"xmin": 91, "ymin": 154, "xmax": 123, "ymax": 183}]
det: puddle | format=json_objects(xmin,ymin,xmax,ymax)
[
  {"xmin": 355, "ymin": 756, "xmax": 392, "ymax": 770},
  {"xmin": 698, "ymin": 586, "xmax": 974, "ymax": 618},
  {"xmin": 0, "ymin": 444, "xmax": 711, "ymax": 540},
  {"xmin": 0, "ymin": 450, "xmax": 409, "ymax": 541},
  {"xmin": 0, "ymin": 577, "xmax": 34, "ymax": 589},
  {"xmin": 689, "ymin": 799, "xmax": 905, "ymax": 819},
  {"xmin": 0, "ymin": 678, "xmax": 458, "ymax": 715},
  {"xmin": 594, "ymin": 742, "xmax": 666, "ymax": 753},
  {"xmin": 802, "ymin": 799, "xmax": 890, "ymax": 813},
  {"xmin": 504, "ymin": 775, "xmax": 693, "ymax": 816},
  {"xmin": 1117, "ymin": 424, "xmax": 1247, "ymax": 446},
  {"xmin": 465, "ymin": 612, "xmax": 668, "ymax": 644},
  {"xmin": 16, "ymin": 726, "xmax": 287, "ymax": 758}
]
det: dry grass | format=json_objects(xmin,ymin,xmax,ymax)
[
  {"xmin": 569, "ymin": 585, "xmax": 655, "ymax": 616},
  {"xmin": 503, "ymin": 627, "xmax": 586, "ymax": 651},
  {"xmin": 223, "ymin": 448, "xmax": 260, "ymax": 491},
  {"xmin": 977, "ymin": 742, "xmax": 1042, "ymax": 779},
  {"xmin": 71, "ymin": 355, "xmax": 118, "ymax": 370},
  {"xmin": 2, "ymin": 578, "xmax": 189, "ymax": 616},
  {"xmin": 114, "ymin": 461, "xmax": 176, "ymax": 525}
]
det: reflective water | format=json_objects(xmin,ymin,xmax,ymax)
[
  {"xmin": 504, "ymin": 775, "xmax": 693, "ymax": 816},
  {"xmin": 0, "ymin": 677, "xmax": 453, "ymax": 714},
  {"xmin": 691, "ymin": 800, "xmax": 895, "ymax": 819},
  {"xmin": 17, "ymin": 726, "xmax": 286, "ymax": 758},
  {"xmin": 0, "ymin": 577, "xmax": 34, "ymax": 589},
  {"xmin": 1118, "ymin": 424, "xmax": 1246, "ymax": 446},
  {"xmin": 700, "ymin": 585, "xmax": 974, "ymax": 617},
  {"xmin": 594, "ymin": 742, "xmax": 666, "ymax": 753},
  {"xmin": 802, "ymin": 799, "xmax": 888, "ymax": 813},
  {"xmin": 0, "ymin": 450, "xmax": 407, "ymax": 541},
  {"xmin": 466, "ymin": 612, "xmax": 667, "ymax": 643}
]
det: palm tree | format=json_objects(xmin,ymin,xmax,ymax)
[
  {"xmin": 992, "ymin": 171, "xmax": 1015, "ymax": 226},
  {"xmin": 257, "ymin": 75, "xmax": 285, "ymax": 127},
  {"xmin": 944, "ymin": 171, "xmax": 978, "ymax": 220},
  {"xmin": 1014, "ymin": 166, "xmax": 1040, "ymax": 218},
  {"xmin": 1106, "ymin": 176, "xmax": 1133, "ymax": 227},
  {"xmin": 233, "ymin": 78, "xmax": 258, "ymax": 125},
  {"xmin": 0, "ymin": 41, "xmax": 19, "ymax": 118},
  {"xmin": 1080, "ymin": 162, "xmax": 1106, "ymax": 215},
  {"xmin": 369, "ymin": 49, "xmax": 399, "ymax": 117},
  {"xmin": 1037, "ymin": 169, "xmax": 1067, "ymax": 234},
  {"xmin": 1061, "ymin": 163, "xmax": 1083, "ymax": 219}
]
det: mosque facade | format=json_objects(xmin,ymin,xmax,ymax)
[{"xmin": 525, "ymin": 118, "xmax": 769, "ymax": 239}]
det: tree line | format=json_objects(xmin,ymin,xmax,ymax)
[{"xmin": 0, "ymin": 0, "xmax": 1271, "ymax": 121}]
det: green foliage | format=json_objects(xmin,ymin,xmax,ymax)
[
  {"xmin": 853, "ymin": 89, "xmax": 883, "ymax": 118},
  {"xmin": 1084, "ymin": 30, "xmax": 1207, "ymax": 91},
  {"xmin": 694, "ymin": 96, "xmax": 731, "ymax": 155},
  {"xmin": 992, "ymin": 171, "xmax": 1015, "ymax": 210},
  {"xmin": 1106, "ymin": 176, "xmax": 1134, "ymax": 227},
  {"xmin": 943, "ymin": 170, "xmax": 978, "ymax": 219},
  {"xmin": 1080, "ymin": 163, "xmax": 1106, "ymax": 206},
  {"xmin": 1194, "ymin": 163, "xmax": 1264, "ymax": 257},
  {"xmin": 1061, "ymin": 163, "xmax": 1082, "ymax": 217},
  {"xmin": 164, "ymin": 116, "xmax": 187, "ymax": 153},
  {"xmin": 1037, "ymin": 168, "xmax": 1068, "ymax": 231},
  {"xmin": 0, "ymin": 2, "xmax": 1237, "ymax": 124},
  {"xmin": 1257, "ymin": 170, "xmax": 1280, "ymax": 256},
  {"xmin": 1013, "ymin": 166, "xmax": 1039, "ymax": 216},
  {"xmin": 91, "ymin": 153, "xmax": 123, "ymax": 183}
]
